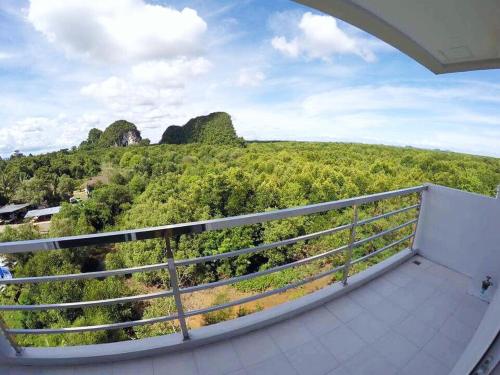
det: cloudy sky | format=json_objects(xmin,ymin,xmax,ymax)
[{"xmin": 1, "ymin": 0, "xmax": 499, "ymax": 157}]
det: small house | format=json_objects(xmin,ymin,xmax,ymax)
[
  {"xmin": 0, "ymin": 203, "xmax": 30, "ymax": 224},
  {"xmin": 24, "ymin": 206, "xmax": 61, "ymax": 222}
]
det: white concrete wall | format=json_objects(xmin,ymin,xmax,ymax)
[
  {"xmin": 450, "ymin": 284, "xmax": 500, "ymax": 374},
  {"xmin": 415, "ymin": 184, "xmax": 500, "ymax": 278}
]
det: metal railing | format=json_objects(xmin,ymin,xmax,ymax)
[{"xmin": 0, "ymin": 185, "xmax": 425, "ymax": 353}]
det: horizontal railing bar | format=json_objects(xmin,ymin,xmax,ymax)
[
  {"xmin": 176, "ymin": 204, "xmax": 419, "ymax": 267},
  {"xmin": 4, "ymin": 237, "xmax": 416, "ymax": 333},
  {"xmin": 185, "ymin": 264, "xmax": 345, "ymax": 317},
  {"xmin": 0, "ymin": 263, "xmax": 169, "ymax": 285},
  {"xmin": 351, "ymin": 234, "xmax": 415, "ymax": 265},
  {"xmin": 201, "ymin": 186, "xmax": 424, "ymax": 232},
  {"xmin": 0, "ymin": 290, "xmax": 174, "ymax": 311},
  {"xmin": 176, "ymin": 224, "xmax": 352, "ymax": 266},
  {"xmin": 180, "ymin": 245, "xmax": 348, "ymax": 294},
  {"xmin": 0, "ymin": 206, "xmax": 418, "ymax": 285},
  {"xmin": 0, "ymin": 186, "xmax": 425, "ymax": 254},
  {"xmin": 353, "ymin": 219, "xmax": 417, "ymax": 248},
  {"xmin": 7, "ymin": 313, "xmax": 178, "ymax": 335},
  {"xmin": 357, "ymin": 204, "xmax": 419, "ymax": 226}
]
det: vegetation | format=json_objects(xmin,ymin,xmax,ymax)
[
  {"xmin": 202, "ymin": 293, "xmax": 232, "ymax": 325},
  {"xmin": 0, "ymin": 149, "xmax": 100, "ymax": 206},
  {"xmin": 160, "ymin": 112, "xmax": 244, "ymax": 146},
  {"xmin": 0, "ymin": 135, "xmax": 499, "ymax": 347},
  {"xmin": 80, "ymin": 120, "xmax": 143, "ymax": 149}
]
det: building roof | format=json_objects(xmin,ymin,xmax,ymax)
[
  {"xmin": 296, "ymin": 0, "xmax": 500, "ymax": 74},
  {"xmin": 0, "ymin": 204, "xmax": 29, "ymax": 215},
  {"xmin": 24, "ymin": 206, "xmax": 61, "ymax": 219}
]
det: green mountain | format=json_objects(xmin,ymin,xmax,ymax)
[
  {"xmin": 81, "ymin": 120, "xmax": 143, "ymax": 148},
  {"xmin": 160, "ymin": 112, "xmax": 244, "ymax": 146}
]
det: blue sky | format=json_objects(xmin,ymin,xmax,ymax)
[{"xmin": 0, "ymin": 0, "xmax": 499, "ymax": 157}]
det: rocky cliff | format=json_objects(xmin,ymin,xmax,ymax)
[
  {"xmin": 81, "ymin": 120, "xmax": 142, "ymax": 148},
  {"xmin": 160, "ymin": 112, "xmax": 244, "ymax": 146},
  {"xmin": 116, "ymin": 128, "xmax": 142, "ymax": 147}
]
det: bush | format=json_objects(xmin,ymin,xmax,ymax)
[
  {"xmin": 202, "ymin": 293, "xmax": 232, "ymax": 325},
  {"xmin": 236, "ymin": 306, "xmax": 251, "ymax": 317},
  {"xmin": 235, "ymin": 268, "xmax": 304, "ymax": 293},
  {"xmin": 134, "ymin": 297, "xmax": 178, "ymax": 339}
]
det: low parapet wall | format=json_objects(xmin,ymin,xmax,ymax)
[
  {"xmin": 416, "ymin": 184, "xmax": 500, "ymax": 374},
  {"xmin": 1, "ymin": 250, "xmax": 412, "ymax": 366},
  {"xmin": 415, "ymin": 183, "xmax": 500, "ymax": 279}
]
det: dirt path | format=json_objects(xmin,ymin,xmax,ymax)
[
  {"xmin": 183, "ymin": 275, "xmax": 335, "ymax": 329},
  {"xmin": 127, "ymin": 266, "xmax": 338, "ymax": 330}
]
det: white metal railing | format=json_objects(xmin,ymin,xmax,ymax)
[{"xmin": 0, "ymin": 185, "xmax": 426, "ymax": 354}]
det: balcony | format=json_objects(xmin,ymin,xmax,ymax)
[{"xmin": 0, "ymin": 183, "xmax": 498, "ymax": 374}]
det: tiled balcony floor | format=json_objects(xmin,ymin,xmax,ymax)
[{"xmin": 3, "ymin": 255, "xmax": 489, "ymax": 375}]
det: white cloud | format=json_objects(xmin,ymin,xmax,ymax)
[
  {"xmin": 81, "ymin": 77, "xmax": 126, "ymax": 99},
  {"xmin": 302, "ymin": 85, "xmax": 424, "ymax": 114},
  {"xmin": 43, "ymin": 0, "xmax": 216, "ymax": 138},
  {"xmin": 0, "ymin": 52, "xmax": 14, "ymax": 60},
  {"xmin": 271, "ymin": 36, "xmax": 300, "ymax": 58},
  {"xmin": 223, "ymin": 80, "xmax": 500, "ymax": 157},
  {"xmin": 81, "ymin": 56, "xmax": 212, "ymax": 114},
  {"xmin": 230, "ymin": 103, "xmax": 500, "ymax": 157},
  {"xmin": 236, "ymin": 69, "xmax": 266, "ymax": 87},
  {"xmin": 0, "ymin": 115, "xmax": 100, "ymax": 155},
  {"xmin": 231, "ymin": 106, "xmax": 387, "ymax": 142},
  {"xmin": 131, "ymin": 58, "xmax": 212, "ymax": 87},
  {"xmin": 81, "ymin": 76, "xmax": 183, "ymax": 111},
  {"xmin": 301, "ymin": 84, "xmax": 500, "ymax": 115},
  {"xmin": 428, "ymin": 131, "xmax": 500, "ymax": 155},
  {"xmin": 27, "ymin": 0, "xmax": 207, "ymax": 63},
  {"xmin": 272, "ymin": 12, "xmax": 376, "ymax": 62}
]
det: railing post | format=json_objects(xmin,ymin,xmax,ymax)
[
  {"xmin": 410, "ymin": 191, "xmax": 424, "ymax": 252},
  {"xmin": 164, "ymin": 230, "xmax": 190, "ymax": 340},
  {"xmin": 342, "ymin": 205, "xmax": 358, "ymax": 285},
  {"xmin": 0, "ymin": 314, "xmax": 22, "ymax": 356}
]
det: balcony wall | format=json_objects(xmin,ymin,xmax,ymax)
[
  {"xmin": 415, "ymin": 183, "xmax": 500, "ymax": 286},
  {"xmin": 415, "ymin": 183, "xmax": 500, "ymax": 374}
]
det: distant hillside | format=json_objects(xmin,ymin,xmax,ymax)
[
  {"xmin": 81, "ymin": 120, "xmax": 143, "ymax": 148},
  {"xmin": 160, "ymin": 112, "xmax": 244, "ymax": 146}
]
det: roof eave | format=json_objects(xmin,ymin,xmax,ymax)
[{"xmin": 294, "ymin": 0, "xmax": 500, "ymax": 74}]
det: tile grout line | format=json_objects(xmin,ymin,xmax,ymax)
[
  {"xmin": 192, "ymin": 348, "xmax": 202, "ymax": 375},
  {"xmin": 265, "ymin": 323, "xmax": 301, "ymax": 374},
  {"xmin": 227, "ymin": 335, "xmax": 246, "ymax": 374}
]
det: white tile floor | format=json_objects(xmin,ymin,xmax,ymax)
[{"xmin": 3, "ymin": 255, "xmax": 489, "ymax": 375}]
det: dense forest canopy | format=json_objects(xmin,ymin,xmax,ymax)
[
  {"xmin": 0, "ymin": 132, "xmax": 499, "ymax": 347},
  {"xmin": 0, "ymin": 149, "xmax": 100, "ymax": 206}
]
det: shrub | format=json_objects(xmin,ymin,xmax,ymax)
[{"xmin": 202, "ymin": 293, "xmax": 232, "ymax": 325}]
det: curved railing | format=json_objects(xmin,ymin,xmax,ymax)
[{"xmin": 0, "ymin": 185, "xmax": 425, "ymax": 354}]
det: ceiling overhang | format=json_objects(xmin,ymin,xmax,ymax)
[{"xmin": 295, "ymin": 0, "xmax": 500, "ymax": 74}]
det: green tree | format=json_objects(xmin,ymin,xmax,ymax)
[
  {"xmin": 57, "ymin": 174, "xmax": 76, "ymax": 202},
  {"xmin": 134, "ymin": 297, "xmax": 178, "ymax": 338},
  {"xmin": 87, "ymin": 128, "xmax": 103, "ymax": 146}
]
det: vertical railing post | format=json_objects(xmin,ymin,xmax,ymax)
[
  {"xmin": 342, "ymin": 205, "xmax": 358, "ymax": 285},
  {"xmin": 410, "ymin": 191, "xmax": 424, "ymax": 252},
  {"xmin": 164, "ymin": 229, "xmax": 190, "ymax": 341},
  {"xmin": 0, "ymin": 314, "xmax": 22, "ymax": 356}
]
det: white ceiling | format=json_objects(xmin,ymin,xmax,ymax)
[{"xmin": 295, "ymin": 0, "xmax": 500, "ymax": 74}]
